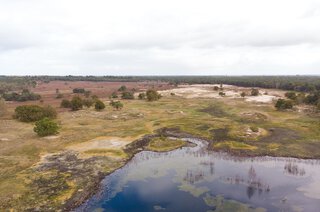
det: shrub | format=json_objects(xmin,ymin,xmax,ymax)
[
  {"xmin": 240, "ymin": 92, "xmax": 246, "ymax": 97},
  {"xmin": 275, "ymin": 99, "xmax": 293, "ymax": 110},
  {"xmin": 138, "ymin": 93, "xmax": 146, "ymax": 100},
  {"xmin": 285, "ymin": 91, "xmax": 297, "ymax": 100},
  {"xmin": 61, "ymin": 99, "xmax": 71, "ymax": 108},
  {"xmin": 218, "ymin": 91, "xmax": 225, "ymax": 96},
  {"xmin": 2, "ymin": 89, "xmax": 41, "ymax": 102},
  {"xmin": 251, "ymin": 88, "xmax": 259, "ymax": 96},
  {"xmin": 110, "ymin": 101, "xmax": 123, "ymax": 110},
  {"xmin": 14, "ymin": 105, "xmax": 57, "ymax": 122},
  {"xmin": 170, "ymin": 93, "xmax": 175, "ymax": 96},
  {"xmin": 146, "ymin": 89, "xmax": 161, "ymax": 101},
  {"xmin": 83, "ymin": 98, "xmax": 94, "ymax": 108},
  {"xmin": 95, "ymin": 100, "xmax": 105, "ymax": 111},
  {"xmin": 70, "ymin": 96, "xmax": 83, "ymax": 111},
  {"xmin": 118, "ymin": 85, "xmax": 127, "ymax": 92},
  {"xmin": 304, "ymin": 92, "xmax": 320, "ymax": 105},
  {"xmin": 34, "ymin": 118, "xmax": 59, "ymax": 137},
  {"xmin": 121, "ymin": 91, "xmax": 134, "ymax": 99},
  {"xmin": 213, "ymin": 86, "xmax": 219, "ymax": 91},
  {"xmin": 56, "ymin": 93, "xmax": 64, "ymax": 99},
  {"xmin": 72, "ymin": 88, "xmax": 85, "ymax": 94},
  {"xmin": 111, "ymin": 92, "xmax": 118, "ymax": 98}
]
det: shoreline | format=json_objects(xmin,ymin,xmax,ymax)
[{"xmin": 66, "ymin": 129, "xmax": 320, "ymax": 211}]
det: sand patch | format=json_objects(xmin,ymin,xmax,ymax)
[
  {"xmin": 67, "ymin": 136, "xmax": 132, "ymax": 152},
  {"xmin": 160, "ymin": 84, "xmax": 282, "ymax": 103}
]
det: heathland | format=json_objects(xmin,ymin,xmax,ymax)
[{"xmin": 0, "ymin": 76, "xmax": 319, "ymax": 211}]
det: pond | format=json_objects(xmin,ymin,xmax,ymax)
[{"xmin": 76, "ymin": 139, "xmax": 320, "ymax": 212}]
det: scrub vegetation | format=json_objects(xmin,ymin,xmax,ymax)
[{"xmin": 0, "ymin": 77, "xmax": 320, "ymax": 211}]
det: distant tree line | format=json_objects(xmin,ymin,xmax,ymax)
[{"xmin": 2, "ymin": 75, "xmax": 318, "ymax": 92}]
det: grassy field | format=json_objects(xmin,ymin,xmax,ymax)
[{"xmin": 0, "ymin": 84, "xmax": 320, "ymax": 210}]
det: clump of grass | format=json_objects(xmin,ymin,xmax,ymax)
[
  {"xmin": 213, "ymin": 141, "xmax": 257, "ymax": 150},
  {"xmin": 147, "ymin": 137, "xmax": 187, "ymax": 152}
]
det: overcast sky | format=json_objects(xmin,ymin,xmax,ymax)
[{"xmin": 0, "ymin": 0, "xmax": 320, "ymax": 75}]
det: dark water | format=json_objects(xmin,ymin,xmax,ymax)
[{"xmin": 76, "ymin": 139, "xmax": 320, "ymax": 212}]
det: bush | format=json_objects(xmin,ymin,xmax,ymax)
[
  {"xmin": 121, "ymin": 91, "xmax": 134, "ymax": 99},
  {"xmin": 304, "ymin": 92, "xmax": 320, "ymax": 105},
  {"xmin": 2, "ymin": 89, "xmax": 41, "ymax": 102},
  {"xmin": 34, "ymin": 118, "xmax": 59, "ymax": 137},
  {"xmin": 61, "ymin": 99, "xmax": 71, "ymax": 108},
  {"xmin": 240, "ymin": 92, "xmax": 246, "ymax": 97},
  {"xmin": 73, "ymin": 88, "xmax": 85, "ymax": 94},
  {"xmin": 138, "ymin": 93, "xmax": 146, "ymax": 100},
  {"xmin": 285, "ymin": 91, "xmax": 297, "ymax": 100},
  {"xmin": 213, "ymin": 86, "xmax": 219, "ymax": 91},
  {"xmin": 218, "ymin": 91, "xmax": 225, "ymax": 96},
  {"xmin": 110, "ymin": 100, "xmax": 123, "ymax": 110},
  {"xmin": 118, "ymin": 85, "xmax": 127, "ymax": 92},
  {"xmin": 95, "ymin": 99, "xmax": 105, "ymax": 111},
  {"xmin": 14, "ymin": 105, "xmax": 57, "ymax": 122},
  {"xmin": 251, "ymin": 88, "xmax": 259, "ymax": 96},
  {"xmin": 82, "ymin": 98, "xmax": 94, "ymax": 108},
  {"xmin": 275, "ymin": 99, "xmax": 293, "ymax": 110},
  {"xmin": 146, "ymin": 89, "xmax": 161, "ymax": 101},
  {"xmin": 111, "ymin": 92, "xmax": 118, "ymax": 98},
  {"xmin": 70, "ymin": 96, "xmax": 83, "ymax": 111},
  {"xmin": 56, "ymin": 93, "xmax": 64, "ymax": 99}
]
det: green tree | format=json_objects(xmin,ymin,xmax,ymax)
[
  {"xmin": 251, "ymin": 88, "xmax": 259, "ymax": 96},
  {"xmin": 275, "ymin": 99, "xmax": 293, "ymax": 110},
  {"xmin": 34, "ymin": 118, "xmax": 59, "ymax": 137},
  {"xmin": 121, "ymin": 91, "xmax": 134, "ymax": 99},
  {"xmin": 110, "ymin": 101, "xmax": 123, "ymax": 110},
  {"xmin": 138, "ymin": 93, "xmax": 146, "ymax": 100},
  {"xmin": 118, "ymin": 85, "xmax": 127, "ymax": 92},
  {"xmin": 146, "ymin": 89, "xmax": 161, "ymax": 101},
  {"xmin": 70, "ymin": 96, "xmax": 83, "ymax": 111},
  {"xmin": 60, "ymin": 99, "xmax": 71, "ymax": 108},
  {"xmin": 95, "ymin": 99, "xmax": 105, "ymax": 111}
]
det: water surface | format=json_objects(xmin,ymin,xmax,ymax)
[{"xmin": 77, "ymin": 139, "xmax": 320, "ymax": 212}]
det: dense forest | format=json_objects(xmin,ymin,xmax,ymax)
[{"xmin": 1, "ymin": 75, "xmax": 320, "ymax": 92}]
